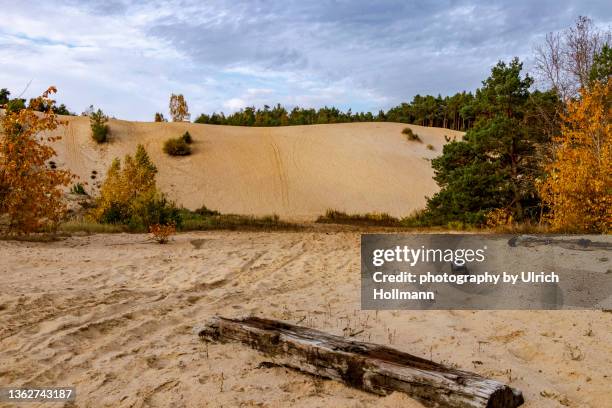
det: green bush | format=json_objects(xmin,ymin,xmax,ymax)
[
  {"xmin": 181, "ymin": 131, "xmax": 193, "ymax": 144},
  {"xmin": 96, "ymin": 192, "xmax": 180, "ymax": 232},
  {"xmin": 163, "ymin": 137, "xmax": 191, "ymax": 156},
  {"xmin": 90, "ymin": 109, "xmax": 109, "ymax": 143},
  {"xmin": 402, "ymin": 127, "xmax": 421, "ymax": 142},
  {"xmin": 128, "ymin": 190, "xmax": 182, "ymax": 231}
]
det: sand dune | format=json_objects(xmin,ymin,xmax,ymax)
[{"xmin": 50, "ymin": 118, "xmax": 462, "ymax": 220}]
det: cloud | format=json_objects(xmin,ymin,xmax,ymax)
[{"xmin": 1, "ymin": 0, "xmax": 610, "ymax": 120}]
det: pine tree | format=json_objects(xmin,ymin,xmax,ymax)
[{"xmin": 420, "ymin": 59, "xmax": 557, "ymax": 226}]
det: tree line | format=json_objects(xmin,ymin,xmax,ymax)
[{"xmin": 192, "ymin": 94, "xmax": 477, "ymax": 131}]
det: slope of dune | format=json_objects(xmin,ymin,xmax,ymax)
[{"xmin": 51, "ymin": 117, "xmax": 463, "ymax": 220}]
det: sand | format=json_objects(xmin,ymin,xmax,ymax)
[
  {"xmin": 50, "ymin": 118, "xmax": 462, "ymax": 220},
  {"xmin": 1, "ymin": 231, "xmax": 610, "ymax": 407}
]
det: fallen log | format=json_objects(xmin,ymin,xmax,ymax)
[
  {"xmin": 197, "ymin": 316, "xmax": 524, "ymax": 408},
  {"xmin": 507, "ymin": 235, "xmax": 612, "ymax": 250}
]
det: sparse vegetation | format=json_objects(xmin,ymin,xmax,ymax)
[
  {"xmin": 426, "ymin": 144, "xmax": 434, "ymax": 150},
  {"xmin": 179, "ymin": 210, "xmax": 297, "ymax": 231},
  {"xmin": 316, "ymin": 209, "xmax": 401, "ymax": 227},
  {"xmin": 402, "ymin": 127, "xmax": 421, "ymax": 141},
  {"xmin": 90, "ymin": 108, "xmax": 109, "ymax": 143},
  {"xmin": 154, "ymin": 112, "xmax": 167, "ymax": 122},
  {"xmin": 163, "ymin": 136, "xmax": 191, "ymax": 156},
  {"xmin": 58, "ymin": 220, "xmax": 127, "ymax": 233}
]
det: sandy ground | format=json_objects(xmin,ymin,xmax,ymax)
[
  {"xmin": 49, "ymin": 118, "xmax": 462, "ymax": 220},
  {"xmin": 1, "ymin": 231, "xmax": 611, "ymax": 408}
]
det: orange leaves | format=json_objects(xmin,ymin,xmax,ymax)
[
  {"xmin": 149, "ymin": 222, "xmax": 176, "ymax": 244},
  {"xmin": 0, "ymin": 87, "xmax": 75, "ymax": 233},
  {"xmin": 538, "ymin": 81, "xmax": 611, "ymax": 232}
]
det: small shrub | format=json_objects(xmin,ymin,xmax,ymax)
[
  {"xmin": 70, "ymin": 183, "xmax": 87, "ymax": 195},
  {"xmin": 149, "ymin": 222, "xmax": 176, "ymax": 244},
  {"xmin": 163, "ymin": 137, "xmax": 191, "ymax": 156},
  {"xmin": 426, "ymin": 144, "xmax": 434, "ymax": 150},
  {"xmin": 154, "ymin": 112, "xmax": 167, "ymax": 122},
  {"xmin": 90, "ymin": 109, "xmax": 109, "ymax": 143},
  {"xmin": 128, "ymin": 190, "xmax": 182, "ymax": 231},
  {"xmin": 402, "ymin": 127, "xmax": 421, "ymax": 142},
  {"xmin": 181, "ymin": 131, "xmax": 193, "ymax": 144}
]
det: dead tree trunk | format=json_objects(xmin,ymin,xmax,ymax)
[{"xmin": 198, "ymin": 316, "xmax": 524, "ymax": 408}]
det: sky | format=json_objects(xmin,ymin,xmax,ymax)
[{"xmin": 1, "ymin": 0, "xmax": 610, "ymax": 121}]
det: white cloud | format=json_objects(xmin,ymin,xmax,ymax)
[
  {"xmin": 1, "ymin": 0, "xmax": 610, "ymax": 120},
  {"xmin": 222, "ymin": 98, "xmax": 247, "ymax": 111}
]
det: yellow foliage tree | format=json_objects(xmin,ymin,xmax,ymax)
[
  {"xmin": 0, "ymin": 87, "xmax": 74, "ymax": 233},
  {"xmin": 169, "ymin": 94, "xmax": 189, "ymax": 122},
  {"xmin": 90, "ymin": 144, "xmax": 157, "ymax": 223},
  {"xmin": 538, "ymin": 80, "xmax": 611, "ymax": 232}
]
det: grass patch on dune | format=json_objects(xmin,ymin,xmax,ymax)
[
  {"xmin": 179, "ymin": 209, "xmax": 299, "ymax": 231},
  {"xmin": 59, "ymin": 220, "xmax": 128, "ymax": 233},
  {"xmin": 316, "ymin": 209, "xmax": 401, "ymax": 227}
]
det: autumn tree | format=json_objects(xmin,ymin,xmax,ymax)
[
  {"xmin": 90, "ymin": 144, "xmax": 180, "ymax": 229},
  {"xmin": 169, "ymin": 94, "xmax": 190, "ymax": 122},
  {"xmin": 538, "ymin": 80, "xmax": 611, "ymax": 232},
  {"xmin": 0, "ymin": 87, "xmax": 74, "ymax": 233}
]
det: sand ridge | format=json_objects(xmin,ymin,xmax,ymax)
[{"xmin": 49, "ymin": 118, "xmax": 462, "ymax": 220}]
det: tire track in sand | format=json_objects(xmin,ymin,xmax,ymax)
[{"xmin": 268, "ymin": 131, "xmax": 290, "ymax": 209}]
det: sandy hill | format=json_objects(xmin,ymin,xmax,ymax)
[{"xmin": 51, "ymin": 117, "xmax": 463, "ymax": 220}]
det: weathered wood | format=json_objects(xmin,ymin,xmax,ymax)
[
  {"xmin": 198, "ymin": 316, "xmax": 524, "ymax": 408},
  {"xmin": 508, "ymin": 235, "xmax": 612, "ymax": 250}
]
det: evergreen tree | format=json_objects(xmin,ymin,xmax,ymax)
[
  {"xmin": 589, "ymin": 44, "xmax": 612, "ymax": 85},
  {"xmin": 420, "ymin": 58, "xmax": 555, "ymax": 226}
]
